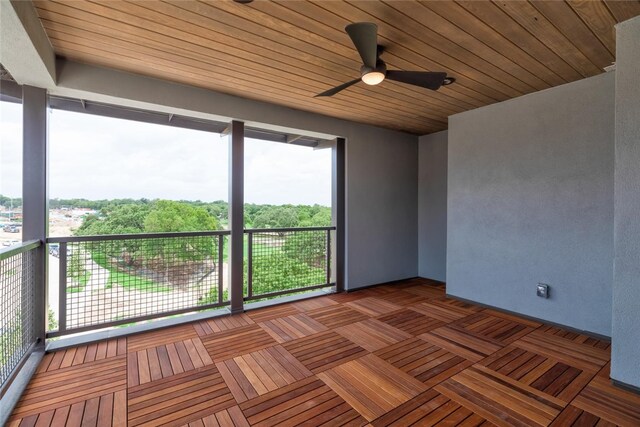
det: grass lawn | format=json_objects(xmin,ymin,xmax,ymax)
[{"xmin": 92, "ymin": 251, "xmax": 172, "ymax": 293}]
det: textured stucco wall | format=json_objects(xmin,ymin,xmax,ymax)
[
  {"xmin": 53, "ymin": 60, "xmax": 419, "ymax": 291},
  {"xmin": 448, "ymin": 72, "xmax": 615, "ymax": 336},
  {"xmin": 612, "ymin": 16, "xmax": 640, "ymax": 388},
  {"xmin": 418, "ymin": 131, "xmax": 447, "ymax": 282}
]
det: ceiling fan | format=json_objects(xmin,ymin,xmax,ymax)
[{"xmin": 316, "ymin": 22, "xmax": 455, "ymax": 97}]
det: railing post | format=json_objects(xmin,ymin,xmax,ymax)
[
  {"xmin": 332, "ymin": 137, "xmax": 346, "ymax": 292},
  {"xmin": 217, "ymin": 235, "xmax": 224, "ymax": 304},
  {"xmin": 247, "ymin": 232, "xmax": 253, "ymax": 299},
  {"xmin": 228, "ymin": 120, "xmax": 244, "ymax": 313},
  {"xmin": 326, "ymin": 230, "xmax": 331, "ymax": 286},
  {"xmin": 22, "ymin": 85, "xmax": 48, "ymax": 345},
  {"xmin": 58, "ymin": 242, "xmax": 67, "ymax": 333}
]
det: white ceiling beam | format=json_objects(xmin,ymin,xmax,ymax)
[{"xmin": 0, "ymin": 0, "xmax": 56, "ymax": 88}]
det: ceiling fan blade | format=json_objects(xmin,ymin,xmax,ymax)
[
  {"xmin": 315, "ymin": 78, "xmax": 361, "ymax": 97},
  {"xmin": 345, "ymin": 22, "xmax": 378, "ymax": 69},
  {"xmin": 386, "ymin": 70, "xmax": 448, "ymax": 90}
]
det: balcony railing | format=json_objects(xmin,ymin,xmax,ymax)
[
  {"xmin": 46, "ymin": 227, "xmax": 335, "ymax": 338},
  {"xmin": 246, "ymin": 227, "xmax": 335, "ymax": 300},
  {"xmin": 47, "ymin": 231, "xmax": 230, "ymax": 337},
  {"xmin": 0, "ymin": 240, "xmax": 41, "ymax": 394}
]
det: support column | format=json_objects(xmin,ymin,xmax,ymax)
[
  {"xmin": 612, "ymin": 15, "xmax": 640, "ymax": 392},
  {"xmin": 332, "ymin": 137, "xmax": 346, "ymax": 292},
  {"xmin": 228, "ymin": 120, "xmax": 244, "ymax": 313},
  {"xmin": 22, "ymin": 85, "xmax": 48, "ymax": 344}
]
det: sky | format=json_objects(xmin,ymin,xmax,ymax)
[{"xmin": 0, "ymin": 101, "xmax": 332, "ymax": 206}]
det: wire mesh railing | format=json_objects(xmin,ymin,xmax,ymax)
[
  {"xmin": 47, "ymin": 231, "xmax": 229, "ymax": 337},
  {"xmin": 245, "ymin": 227, "xmax": 335, "ymax": 300},
  {"xmin": 1, "ymin": 240, "xmax": 41, "ymax": 393}
]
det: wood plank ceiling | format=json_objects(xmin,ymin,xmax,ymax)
[{"xmin": 33, "ymin": 0, "xmax": 640, "ymax": 135}]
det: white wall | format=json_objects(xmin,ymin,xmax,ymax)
[
  {"xmin": 447, "ymin": 72, "xmax": 615, "ymax": 336},
  {"xmin": 52, "ymin": 60, "xmax": 419, "ymax": 290},
  {"xmin": 418, "ymin": 131, "xmax": 447, "ymax": 282}
]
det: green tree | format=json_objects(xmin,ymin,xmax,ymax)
[{"xmin": 252, "ymin": 206, "xmax": 299, "ymax": 229}]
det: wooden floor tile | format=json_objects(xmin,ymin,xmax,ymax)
[
  {"xmin": 375, "ymin": 337, "xmax": 473, "ymax": 388},
  {"xmin": 182, "ymin": 406, "xmax": 249, "ymax": 427},
  {"xmin": 436, "ymin": 365, "xmax": 565, "ymax": 427},
  {"xmin": 318, "ymin": 354, "xmax": 426, "ymax": 421},
  {"xmin": 371, "ymin": 388, "xmax": 493, "ymax": 427},
  {"xmin": 403, "ymin": 283, "xmax": 446, "ymax": 299},
  {"xmin": 450, "ymin": 311, "xmax": 536, "ymax": 345},
  {"xmin": 128, "ymin": 324, "xmax": 198, "ymax": 353},
  {"xmin": 345, "ymin": 297, "xmax": 403, "ymax": 317},
  {"xmin": 215, "ymin": 345, "xmax": 311, "ymax": 403},
  {"xmin": 514, "ymin": 329, "xmax": 609, "ymax": 373},
  {"xmin": 421, "ymin": 326, "xmax": 503, "ymax": 362},
  {"xmin": 37, "ymin": 338, "xmax": 126, "ymax": 373},
  {"xmin": 239, "ymin": 376, "xmax": 367, "ymax": 427},
  {"xmin": 246, "ymin": 304, "xmax": 301, "ymax": 323},
  {"xmin": 306, "ymin": 304, "xmax": 369, "ymax": 329},
  {"xmin": 376, "ymin": 309, "xmax": 445, "ymax": 336},
  {"xmin": 479, "ymin": 345, "xmax": 594, "ymax": 403},
  {"xmin": 10, "ymin": 355, "xmax": 127, "ymax": 420},
  {"xmin": 336, "ymin": 318, "xmax": 412, "ymax": 352},
  {"xmin": 200, "ymin": 324, "xmax": 277, "ymax": 361},
  {"xmin": 410, "ymin": 298, "xmax": 478, "ymax": 322},
  {"xmin": 128, "ymin": 337, "xmax": 213, "ymax": 387},
  {"xmin": 259, "ymin": 313, "xmax": 328, "ymax": 343},
  {"xmin": 128, "ymin": 365, "xmax": 234, "ymax": 426},
  {"xmin": 283, "ymin": 331, "xmax": 368, "ymax": 373},
  {"xmin": 537, "ymin": 324, "xmax": 610, "ymax": 349},
  {"xmin": 292, "ymin": 295, "xmax": 339, "ymax": 312},
  {"xmin": 193, "ymin": 313, "xmax": 254, "ymax": 336},
  {"xmin": 572, "ymin": 375, "xmax": 640, "ymax": 426},
  {"xmin": 374, "ymin": 290, "xmax": 427, "ymax": 306},
  {"xmin": 550, "ymin": 405, "xmax": 617, "ymax": 427}
]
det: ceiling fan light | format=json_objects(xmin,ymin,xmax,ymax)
[{"xmin": 362, "ymin": 71, "xmax": 385, "ymax": 85}]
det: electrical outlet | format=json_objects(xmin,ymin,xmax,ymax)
[{"xmin": 537, "ymin": 283, "xmax": 549, "ymax": 299}]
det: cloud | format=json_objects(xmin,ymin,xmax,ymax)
[{"xmin": 1, "ymin": 103, "xmax": 331, "ymax": 206}]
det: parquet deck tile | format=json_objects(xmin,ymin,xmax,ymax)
[
  {"xmin": 12, "ymin": 280, "xmax": 640, "ymax": 427},
  {"xmin": 180, "ymin": 406, "xmax": 249, "ymax": 427},
  {"xmin": 215, "ymin": 345, "xmax": 311, "ymax": 403},
  {"xmin": 371, "ymin": 389, "xmax": 495, "ymax": 427},
  {"xmin": 283, "ymin": 330, "xmax": 368, "ymax": 373},
  {"xmin": 420, "ymin": 326, "xmax": 503, "ymax": 362},
  {"xmin": 37, "ymin": 338, "xmax": 126, "ymax": 372},
  {"xmin": 306, "ymin": 304, "xmax": 369, "ymax": 329},
  {"xmin": 239, "ymin": 377, "xmax": 367, "ymax": 427},
  {"xmin": 128, "ymin": 337, "xmax": 213, "ymax": 386},
  {"xmin": 292, "ymin": 295, "xmax": 339, "ymax": 312},
  {"xmin": 200, "ymin": 324, "xmax": 277, "ymax": 361},
  {"xmin": 479, "ymin": 345, "xmax": 594, "ymax": 403},
  {"xmin": 410, "ymin": 298, "xmax": 479, "ymax": 322},
  {"xmin": 450, "ymin": 312, "xmax": 536, "ymax": 345},
  {"xmin": 258, "ymin": 313, "xmax": 328, "ymax": 343},
  {"xmin": 436, "ymin": 365, "xmax": 565, "ymax": 427},
  {"xmin": 127, "ymin": 324, "xmax": 199, "ymax": 353},
  {"xmin": 246, "ymin": 304, "xmax": 300, "ymax": 323},
  {"xmin": 404, "ymin": 284, "xmax": 446, "ymax": 299},
  {"xmin": 336, "ymin": 318, "xmax": 412, "ymax": 352},
  {"xmin": 317, "ymin": 354, "xmax": 427, "ymax": 421},
  {"xmin": 193, "ymin": 313, "xmax": 254, "ymax": 336},
  {"xmin": 376, "ymin": 309, "xmax": 445, "ymax": 336},
  {"xmin": 513, "ymin": 329, "xmax": 610, "ymax": 373},
  {"xmin": 128, "ymin": 364, "xmax": 234, "ymax": 427},
  {"xmin": 572, "ymin": 374, "xmax": 640, "ymax": 426},
  {"xmin": 375, "ymin": 337, "xmax": 473, "ymax": 388},
  {"xmin": 345, "ymin": 296, "xmax": 403, "ymax": 317},
  {"xmin": 10, "ymin": 355, "xmax": 127, "ymax": 421}
]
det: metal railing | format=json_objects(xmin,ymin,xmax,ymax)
[
  {"xmin": 245, "ymin": 227, "xmax": 336, "ymax": 300},
  {"xmin": 1, "ymin": 240, "xmax": 41, "ymax": 394},
  {"xmin": 47, "ymin": 231, "xmax": 230, "ymax": 337}
]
